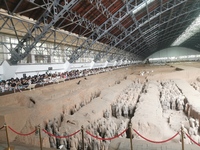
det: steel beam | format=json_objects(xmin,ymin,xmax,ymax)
[
  {"xmin": 93, "ymin": 0, "xmax": 189, "ymax": 62},
  {"xmin": 8, "ymin": 0, "xmax": 79, "ymax": 64},
  {"xmin": 125, "ymin": 0, "xmax": 200, "ymax": 54},
  {"xmin": 135, "ymin": 20, "xmax": 197, "ymax": 57},
  {"xmin": 68, "ymin": 0, "xmax": 136, "ymax": 63}
]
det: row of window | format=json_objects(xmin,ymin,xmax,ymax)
[
  {"xmin": 149, "ymin": 55, "xmax": 200, "ymax": 61},
  {"xmin": 0, "ymin": 34, "xmax": 108, "ymax": 64}
]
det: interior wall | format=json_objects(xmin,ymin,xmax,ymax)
[
  {"xmin": 69, "ymin": 62, "xmax": 92, "ymax": 71},
  {"xmin": 2, "ymin": 61, "xmax": 18, "ymax": 80},
  {"xmin": 147, "ymin": 47, "xmax": 200, "ymax": 62},
  {"xmin": 0, "ymin": 60, "xmax": 134, "ymax": 80}
]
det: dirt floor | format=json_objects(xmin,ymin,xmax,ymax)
[{"xmin": 1, "ymin": 62, "xmax": 200, "ymax": 150}]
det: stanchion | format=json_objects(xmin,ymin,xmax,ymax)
[
  {"xmin": 38, "ymin": 125, "xmax": 43, "ymax": 150},
  {"xmin": 181, "ymin": 127, "xmax": 184, "ymax": 150},
  {"xmin": 129, "ymin": 122, "xmax": 133, "ymax": 150},
  {"xmin": 81, "ymin": 125, "xmax": 84, "ymax": 150},
  {"xmin": 4, "ymin": 124, "xmax": 14, "ymax": 150}
]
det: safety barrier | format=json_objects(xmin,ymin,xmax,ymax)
[
  {"xmin": 133, "ymin": 129, "xmax": 179, "ymax": 144},
  {"xmin": 86, "ymin": 129, "xmax": 128, "ymax": 141},
  {"xmin": 8, "ymin": 126, "xmax": 37, "ymax": 136},
  {"xmin": 42, "ymin": 129, "xmax": 80, "ymax": 138},
  {"xmin": 185, "ymin": 133, "xmax": 200, "ymax": 146},
  {"xmin": 0, "ymin": 125, "xmax": 4, "ymax": 130},
  {"xmin": 1, "ymin": 123, "xmax": 200, "ymax": 150}
]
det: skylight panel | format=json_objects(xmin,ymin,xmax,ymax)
[
  {"xmin": 171, "ymin": 14, "xmax": 200, "ymax": 46},
  {"xmin": 132, "ymin": 0, "xmax": 155, "ymax": 14}
]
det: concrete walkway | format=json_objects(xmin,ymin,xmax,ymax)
[
  {"xmin": 109, "ymin": 138, "xmax": 200, "ymax": 150},
  {"xmin": 0, "ymin": 138, "xmax": 200, "ymax": 150},
  {"xmin": 0, "ymin": 141, "xmax": 54, "ymax": 150}
]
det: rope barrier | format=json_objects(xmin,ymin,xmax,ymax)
[
  {"xmin": 0, "ymin": 125, "xmax": 4, "ymax": 130},
  {"xmin": 86, "ymin": 128, "xmax": 128, "ymax": 141},
  {"xmin": 185, "ymin": 133, "xmax": 200, "ymax": 146},
  {"xmin": 42, "ymin": 129, "xmax": 80, "ymax": 138},
  {"xmin": 8, "ymin": 126, "xmax": 36, "ymax": 136},
  {"xmin": 133, "ymin": 129, "xmax": 179, "ymax": 144}
]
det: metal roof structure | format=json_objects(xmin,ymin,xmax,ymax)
[{"xmin": 0, "ymin": 0, "xmax": 200, "ymax": 64}]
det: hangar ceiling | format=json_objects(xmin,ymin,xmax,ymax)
[{"xmin": 0, "ymin": 0, "xmax": 200, "ymax": 64}]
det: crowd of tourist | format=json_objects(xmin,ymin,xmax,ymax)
[{"xmin": 0, "ymin": 65, "xmax": 129, "ymax": 94}]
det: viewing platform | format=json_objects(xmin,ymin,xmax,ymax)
[
  {"xmin": 109, "ymin": 138, "xmax": 200, "ymax": 150},
  {"xmin": 0, "ymin": 138, "xmax": 199, "ymax": 150}
]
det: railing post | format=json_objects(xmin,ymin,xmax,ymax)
[
  {"xmin": 181, "ymin": 127, "xmax": 184, "ymax": 150},
  {"xmin": 38, "ymin": 125, "xmax": 43, "ymax": 150},
  {"xmin": 129, "ymin": 122, "xmax": 133, "ymax": 150},
  {"xmin": 81, "ymin": 125, "xmax": 84, "ymax": 150},
  {"xmin": 4, "ymin": 123, "xmax": 14, "ymax": 150}
]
